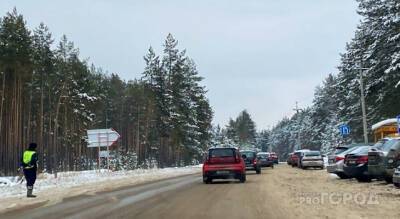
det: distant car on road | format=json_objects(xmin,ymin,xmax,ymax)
[
  {"xmin": 327, "ymin": 146, "xmax": 362, "ymax": 179},
  {"xmin": 343, "ymin": 146, "xmax": 372, "ymax": 182},
  {"xmin": 240, "ymin": 150, "xmax": 262, "ymax": 174},
  {"xmin": 257, "ymin": 152, "xmax": 274, "ymax": 168},
  {"xmin": 299, "ymin": 151, "xmax": 324, "ymax": 169},
  {"xmin": 393, "ymin": 165, "xmax": 400, "ymax": 188},
  {"xmin": 287, "ymin": 153, "xmax": 294, "ymax": 165},
  {"xmin": 202, "ymin": 147, "xmax": 246, "ymax": 184},
  {"xmin": 292, "ymin": 149, "xmax": 310, "ymax": 167},
  {"xmin": 269, "ymin": 152, "xmax": 279, "ymax": 164}
]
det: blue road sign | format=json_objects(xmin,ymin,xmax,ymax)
[
  {"xmin": 397, "ymin": 115, "xmax": 400, "ymax": 134},
  {"xmin": 339, "ymin": 124, "xmax": 350, "ymax": 136}
]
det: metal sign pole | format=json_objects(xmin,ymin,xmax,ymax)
[
  {"xmin": 98, "ymin": 146, "xmax": 100, "ymax": 171},
  {"xmin": 107, "ymin": 132, "xmax": 110, "ymax": 171},
  {"xmin": 97, "ymin": 133, "xmax": 100, "ymax": 172}
]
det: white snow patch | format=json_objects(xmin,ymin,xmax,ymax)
[
  {"xmin": 0, "ymin": 178, "xmax": 15, "ymax": 187},
  {"xmin": 329, "ymin": 174, "xmax": 339, "ymax": 179},
  {"xmin": 0, "ymin": 165, "xmax": 201, "ymax": 199}
]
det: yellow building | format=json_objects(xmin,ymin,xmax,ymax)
[{"xmin": 371, "ymin": 118, "xmax": 399, "ymax": 142}]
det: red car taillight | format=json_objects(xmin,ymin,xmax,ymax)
[
  {"xmin": 253, "ymin": 159, "xmax": 257, "ymax": 165},
  {"xmin": 357, "ymin": 155, "xmax": 368, "ymax": 164},
  {"xmin": 335, "ymin": 156, "xmax": 344, "ymax": 162}
]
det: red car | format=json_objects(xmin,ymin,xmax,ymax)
[
  {"xmin": 202, "ymin": 147, "xmax": 246, "ymax": 184},
  {"xmin": 291, "ymin": 153, "xmax": 299, "ymax": 167}
]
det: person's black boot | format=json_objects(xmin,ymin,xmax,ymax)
[{"xmin": 27, "ymin": 187, "xmax": 36, "ymax": 198}]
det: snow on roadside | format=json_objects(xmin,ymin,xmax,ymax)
[{"xmin": 0, "ymin": 165, "xmax": 202, "ymax": 199}]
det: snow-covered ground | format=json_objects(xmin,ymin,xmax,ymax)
[{"xmin": 0, "ymin": 165, "xmax": 201, "ymax": 199}]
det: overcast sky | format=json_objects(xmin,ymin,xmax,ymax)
[{"xmin": 0, "ymin": 0, "xmax": 360, "ymax": 130}]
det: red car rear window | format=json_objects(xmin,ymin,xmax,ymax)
[{"xmin": 209, "ymin": 149, "xmax": 235, "ymax": 158}]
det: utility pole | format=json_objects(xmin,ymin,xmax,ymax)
[
  {"xmin": 293, "ymin": 102, "xmax": 303, "ymax": 150},
  {"xmin": 293, "ymin": 101, "xmax": 301, "ymax": 114},
  {"xmin": 359, "ymin": 68, "xmax": 369, "ymax": 144}
]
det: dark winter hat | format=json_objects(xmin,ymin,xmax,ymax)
[{"xmin": 28, "ymin": 143, "xmax": 37, "ymax": 150}]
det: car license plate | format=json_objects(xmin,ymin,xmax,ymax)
[
  {"xmin": 216, "ymin": 171, "xmax": 229, "ymax": 175},
  {"xmin": 388, "ymin": 159, "xmax": 394, "ymax": 164},
  {"xmin": 348, "ymin": 160, "xmax": 356, "ymax": 164}
]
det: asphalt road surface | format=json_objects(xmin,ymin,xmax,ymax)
[{"xmin": 2, "ymin": 165, "xmax": 400, "ymax": 219}]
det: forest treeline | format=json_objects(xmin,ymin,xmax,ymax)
[
  {"xmin": 0, "ymin": 9, "xmax": 213, "ymax": 176},
  {"xmin": 266, "ymin": 0, "xmax": 400, "ymax": 159},
  {"xmin": 211, "ymin": 0, "xmax": 400, "ymax": 161}
]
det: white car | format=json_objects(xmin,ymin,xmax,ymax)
[
  {"xmin": 327, "ymin": 146, "xmax": 361, "ymax": 179},
  {"xmin": 393, "ymin": 165, "xmax": 400, "ymax": 188},
  {"xmin": 300, "ymin": 151, "xmax": 324, "ymax": 169}
]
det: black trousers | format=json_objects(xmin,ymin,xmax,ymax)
[{"xmin": 23, "ymin": 169, "xmax": 37, "ymax": 187}]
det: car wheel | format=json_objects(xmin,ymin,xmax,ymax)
[
  {"xmin": 336, "ymin": 172, "xmax": 349, "ymax": 179},
  {"xmin": 384, "ymin": 176, "xmax": 393, "ymax": 183},
  {"xmin": 240, "ymin": 174, "xmax": 246, "ymax": 183},
  {"xmin": 203, "ymin": 177, "xmax": 212, "ymax": 184},
  {"xmin": 256, "ymin": 168, "xmax": 261, "ymax": 174},
  {"xmin": 271, "ymin": 164, "xmax": 274, "ymax": 169},
  {"xmin": 356, "ymin": 176, "xmax": 371, "ymax": 182},
  {"xmin": 394, "ymin": 182, "xmax": 400, "ymax": 188}
]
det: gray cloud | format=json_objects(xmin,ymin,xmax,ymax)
[{"xmin": 0, "ymin": 0, "xmax": 360, "ymax": 129}]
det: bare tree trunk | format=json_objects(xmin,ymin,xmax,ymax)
[{"xmin": 53, "ymin": 83, "xmax": 67, "ymax": 177}]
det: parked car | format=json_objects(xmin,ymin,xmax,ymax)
[
  {"xmin": 202, "ymin": 147, "xmax": 246, "ymax": 184},
  {"xmin": 333, "ymin": 143, "xmax": 370, "ymax": 155},
  {"xmin": 292, "ymin": 149, "xmax": 310, "ymax": 167},
  {"xmin": 291, "ymin": 153, "xmax": 299, "ymax": 167},
  {"xmin": 384, "ymin": 138, "xmax": 400, "ymax": 183},
  {"xmin": 393, "ymin": 165, "xmax": 400, "ymax": 188},
  {"xmin": 299, "ymin": 151, "xmax": 324, "ymax": 169},
  {"xmin": 291, "ymin": 149, "xmax": 310, "ymax": 167},
  {"xmin": 240, "ymin": 150, "xmax": 262, "ymax": 174},
  {"xmin": 327, "ymin": 146, "xmax": 362, "ymax": 179},
  {"xmin": 343, "ymin": 146, "xmax": 372, "ymax": 182},
  {"xmin": 257, "ymin": 152, "xmax": 274, "ymax": 168},
  {"xmin": 287, "ymin": 153, "xmax": 294, "ymax": 165},
  {"xmin": 334, "ymin": 145, "xmax": 354, "ymax": 155},
  {"xmin": 270, "ymin": 152, "xmax": 279, "ymax": 164},
  {"xmin": 368, "ymin": 138, "xmax": 394, "ymax": 180}
]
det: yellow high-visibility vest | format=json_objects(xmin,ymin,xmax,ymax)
[{"xmin": 23, "ymin": 151, "xmax": 36, "ymax": 166}]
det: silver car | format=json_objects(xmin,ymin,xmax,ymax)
[
  {"xmin": 300, "ymin": 151, "xmax": 324, "ymax": 169},
  {"xmin": 327, "ymin": 146, "xmax": 361, "ymax": 179},
  {"xmin": 393, "ymin": 165, "xmax": 400, "ymax": 188}
]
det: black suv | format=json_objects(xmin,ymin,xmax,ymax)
[
  {"xmin": 240, "ymin": 150, "xmax": 261, "ymax": 174},
  {"xmin": 384, "ymin": 139, "xmax": 400, "ymax": 183}
]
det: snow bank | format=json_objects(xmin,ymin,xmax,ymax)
[
  {"xmin": 0, "ymin": 165, "xmax": 201, "ymax": 199},
  {"xmin": 371, "ymin": 118, "xmax": 397, "ymax": 131}
]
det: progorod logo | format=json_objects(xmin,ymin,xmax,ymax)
[{"xmin": 297, "ymin": 192, "xmax": 379, "ymax": 205}]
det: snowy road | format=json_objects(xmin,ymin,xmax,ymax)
[
  {"xmin": 1, "ymin": 174, "xmax": 201, "ymax": 219},
  {"xmin": 2, "ymin": 165, "xmax": 400, "ymax": 219}
]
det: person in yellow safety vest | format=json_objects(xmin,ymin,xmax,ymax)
[{"xmin": 20, "ymin": 143, "xmax": 38, "ymax": 198}]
